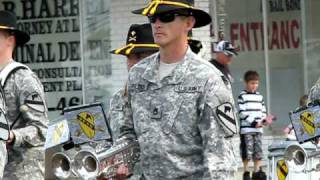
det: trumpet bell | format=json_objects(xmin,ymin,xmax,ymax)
[
  {"xmin": 284, "ymin": 144, "xmax": 307, "ymax": 172},
  {"xmin": 73, "ymin": 150, "xmax": 99, "ymax": 179},
  {"xmin": 51, "ymin": 152, "xmax": 72, "ymax": 179}
]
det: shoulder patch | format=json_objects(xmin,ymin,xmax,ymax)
[
  {"xmin": 216, "ymin": 102, "xmax": 238, "ymax": 137},
  {"xmin": 24, "ymin": 92, "xmax": 45, "ymax": 113}
]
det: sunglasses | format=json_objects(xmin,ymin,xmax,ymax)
[
  {"xmin": 223, "ymin": 51, "xmax": 234, "ymax": 57},
  {"xmin": 148, "ymin": 12, "xmax": 190, "ymax": 23}
]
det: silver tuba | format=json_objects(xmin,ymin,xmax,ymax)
[
  {"xmin": 72, "ymin": 148, "xmax": 100, "ymax": 179},
  {"xmin": 284, "ymin": 143, "xmax": 320, "ymax": 172},
  {"xmin": 51, "ymin": 152, "xmax": 73, "ymax": 179},
  {"xmin": 72, "ymin": 139, "xmax": 140, "ymax": 179}
]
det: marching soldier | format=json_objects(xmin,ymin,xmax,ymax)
[
  {"xmin": 108, "ymin": 24, "xmax": 203, "ymax": 144},
  {"xmin": 0, "ymin": 11, "xmax": 48, "ymax": 180},
  {"xmin": 108, "ymin": 23, "xmax": 159, "ymax": 180},
  {"xmin": 108, "ymin": 23, "xmax": 159, "ymax": 143},
  {"xmin": 309, "ymin": 78, "xmax": 320, "ymax": 102},
  {"xmin": 117, "ymin": 0, "xmax": 238, "ymax": 179}
]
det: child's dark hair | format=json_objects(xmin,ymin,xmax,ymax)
[
  {"xmin": 299, "ymin": 95, "xmax": 308, "ymax": 106},
  {"xmin": 244, "ymin": 70, "xmax": 259, "ymax": 82}
]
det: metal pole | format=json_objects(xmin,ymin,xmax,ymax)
[
  {"xmin": 301, "ymin": 0, "xmax": 309, "ymax": 94},
  {"xmin": 79, "ymin": 0, "xmax": 86, "ymax": 104},
  {"xmin": 262, "ymin": 0, "xmax": 271, "ymax": 113}
]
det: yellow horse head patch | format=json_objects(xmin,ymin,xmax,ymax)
[
  {"xmin": 300, "ymin": 111, "xmax": 316, "ymax": 136},
  {"xmin": 77, "ymin": 112, "xmax": 95, "ymax": 139}
]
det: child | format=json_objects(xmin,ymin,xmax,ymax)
[{"xmin": 238, "ymin": 71, "xmax": 271, "ymax": 180}]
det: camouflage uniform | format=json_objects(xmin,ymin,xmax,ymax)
[
  {"xmin": 108, "ymin": 88, "xmax": 127, "ymax": 142},
  {"xmin": 2, "ymin": 61, "xmax": 48, "ymax": 180},
  {"xmin": 308, "ymin": 77, "xmax": 320, "ymax": 102},
  {"xmin": 120, "ymin": 49, "xmax": 238, "ymax": 180},
  {"xmin": 0, "ymin": 86, "xmax": 7, "ymax": 179},
  {"xmin": 108, "ymin": 89, "xmax": 144, "ymax": 179},
  {"xmin": 0, "ymin": 141, "xmax": 6, "ymax": 179}
]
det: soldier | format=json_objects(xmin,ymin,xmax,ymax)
[
  {"xmin": 308, "ymin": 78, "xmax": 320, "ymax": 146},
  {"xmin": 209, "ymin": 40, "xmax": 238, "ymax": 83},
  {"xmin": 308, "ymin": 78, "xmax": 320, "ymax": 102},
  {"xmin": 117, "ymin": 0, "xmax": 238, "ymax": 179},
  {"xmin": 0, "ymin": 11, "xmax": 48, "ymax": 180},
  {"xmin": 108, "ymin": 23, "xmax": 159, "ymax": 143},
  {"xmin": 107, "ymin": 23, "xmax": 159, "ymax": 180}
]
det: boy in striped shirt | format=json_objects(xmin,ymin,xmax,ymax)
[{"xmin": 238, "ymin": 71, "xmax": 269, "ymax": 180}]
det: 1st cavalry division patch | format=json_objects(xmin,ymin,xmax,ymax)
[
  {"xmin": 300, "ymin": 111, "xmax": 316, "ymax": 136},
  {"xmin": 216, "ymin": 102, "xmax": 238, "ymax": 137},
  {"xmin": 77, "ymin": 111, "xmax": 95, "ymax": 139},
  {"xmin": 276, "ymin": 159, "xmax": 288, "ymax": 180}
]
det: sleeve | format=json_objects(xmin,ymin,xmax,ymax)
[
  {"xmin": 0, "ymin": 141, "xmax": 7, "ymax": 179},
  {"xmin": 198, "ymin": 76, "xmax": 237, "ymax": 179},
  {"xmin": 238, "ymin": 94, "xmax": 248, "ymax": 119},
  {"xmin": 11, "ymin": 72, "xmax": 48, "ymax": 148},
  {"xmin": 261, "ymin": 98, "xmax": 267, "ymax": 119},
  {"xmin": 238, "ymin": 94, "xmax": 255, "ymax": 124},
  {"xmin": 108, "ymin": 90, "xmax": 127, "ymax": 142},
  {"xmin": 118, "ymin": 81, "xmax": 137, "ymax": 141}
]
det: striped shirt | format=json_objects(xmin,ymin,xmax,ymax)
[{"xmin": 238, "ymin": 90, "xmax": 266, "ymax": 134}]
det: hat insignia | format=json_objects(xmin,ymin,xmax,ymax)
[{"xmin": 129, "ymin": 31, "xmax": 137, "ymax": 42}]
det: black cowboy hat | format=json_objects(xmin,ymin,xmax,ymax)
[
  {"xmin": 110, "ymin": 23, "xmax": 159, "ymax": 56},
  {"xmin": 188, "ymin": 39, "xmax": 202, "ymax": 54},
  {"xmin": 0, "ymin": 11, "xmax": 30, "ymax": 46},
  {"xmin": 132, "ymin": 0, "xmax": 211, "ymax": 28},
  {"xmin": 187, "ymin": 31, "xmax": 202, "ymax": 54}
]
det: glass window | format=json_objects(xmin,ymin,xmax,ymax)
[
  {"xmin": 215, "ymin": 0, "xmax": 313, "ymax": 135},
  {"xmin": 305, "ymin": 0, "xmax": 320, "ymax": 88},
  {"xmin": 266, "ymin": 0, "xmax": 304, "ymax": 134},
  {"xmin": 218, "ymin": 0, "xmax": 268, "ymax": 132},
  {"xmin": 80, "ymin": 0, "xmax": 111, "ymax": 109}
]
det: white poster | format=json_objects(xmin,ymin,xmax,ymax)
[{"xmin": 0, "ymin": 0, "xmax": 111, "ymax": 119}]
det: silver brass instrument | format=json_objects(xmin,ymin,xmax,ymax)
[
  {"xmin": 284, "ymin": 143, "xmax": 320, "ymax": 172},
  {"xmin": 72, "ymin": 139, "xmax": 140, "ymax": 179},
  {"xmin": 45, "ymin": 103, "xmax": 113, "ymax": 179},
  {"xmin": 51, "ymin": 152, "xmax": 73, "ymax": 179}
]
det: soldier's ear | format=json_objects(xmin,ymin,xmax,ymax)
[{"xmin": 185, "ymin": 16, "xmax": 195, "ymax": 32}]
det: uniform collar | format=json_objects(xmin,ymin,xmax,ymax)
[
  {"xmin": 0, "ymin": 58, "xmax": 14, "ymax": 71},
  {"xmin": 142, "ymin": 48, "xmax": 193, "ymax": 85}
]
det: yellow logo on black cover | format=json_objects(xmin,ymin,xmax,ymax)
[
  {"xmin": 77, "ymin": 112, "xmax": 95, "ymax": 139},
  {"xmin": 300, "ymin": 111, "xmax": 316, "ymax": 136},
  {"xmin": 276, "ymin": 159, "xmax": 288, "ymax": 180}
]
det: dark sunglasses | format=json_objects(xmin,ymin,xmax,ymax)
[{"xmin": 148, "ymin": 12, "xmax": 190, "ymax": 23}]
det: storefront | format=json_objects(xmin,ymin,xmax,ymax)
[
  {"xmin": 0, "ymin": 0, "xmax": 319, "ymax": 135},
  {"xmin": 212, "ymin": 0, "xmax": 320, "ymax": 134}
]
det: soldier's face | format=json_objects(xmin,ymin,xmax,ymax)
[
  {"xmin": 216, "ymin": 52, "xmax": 233, "ymax": 65},
  {"xmin": 126, "ymin": 52, "xmax": 153, "ymax": 71},
  {"xmin": 150, "ymin": 12, "xmax": 195, "ymax": 47},
  {"xmin": 0, "ymin": 30, "xmax": 15, "ymax": 56}
]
